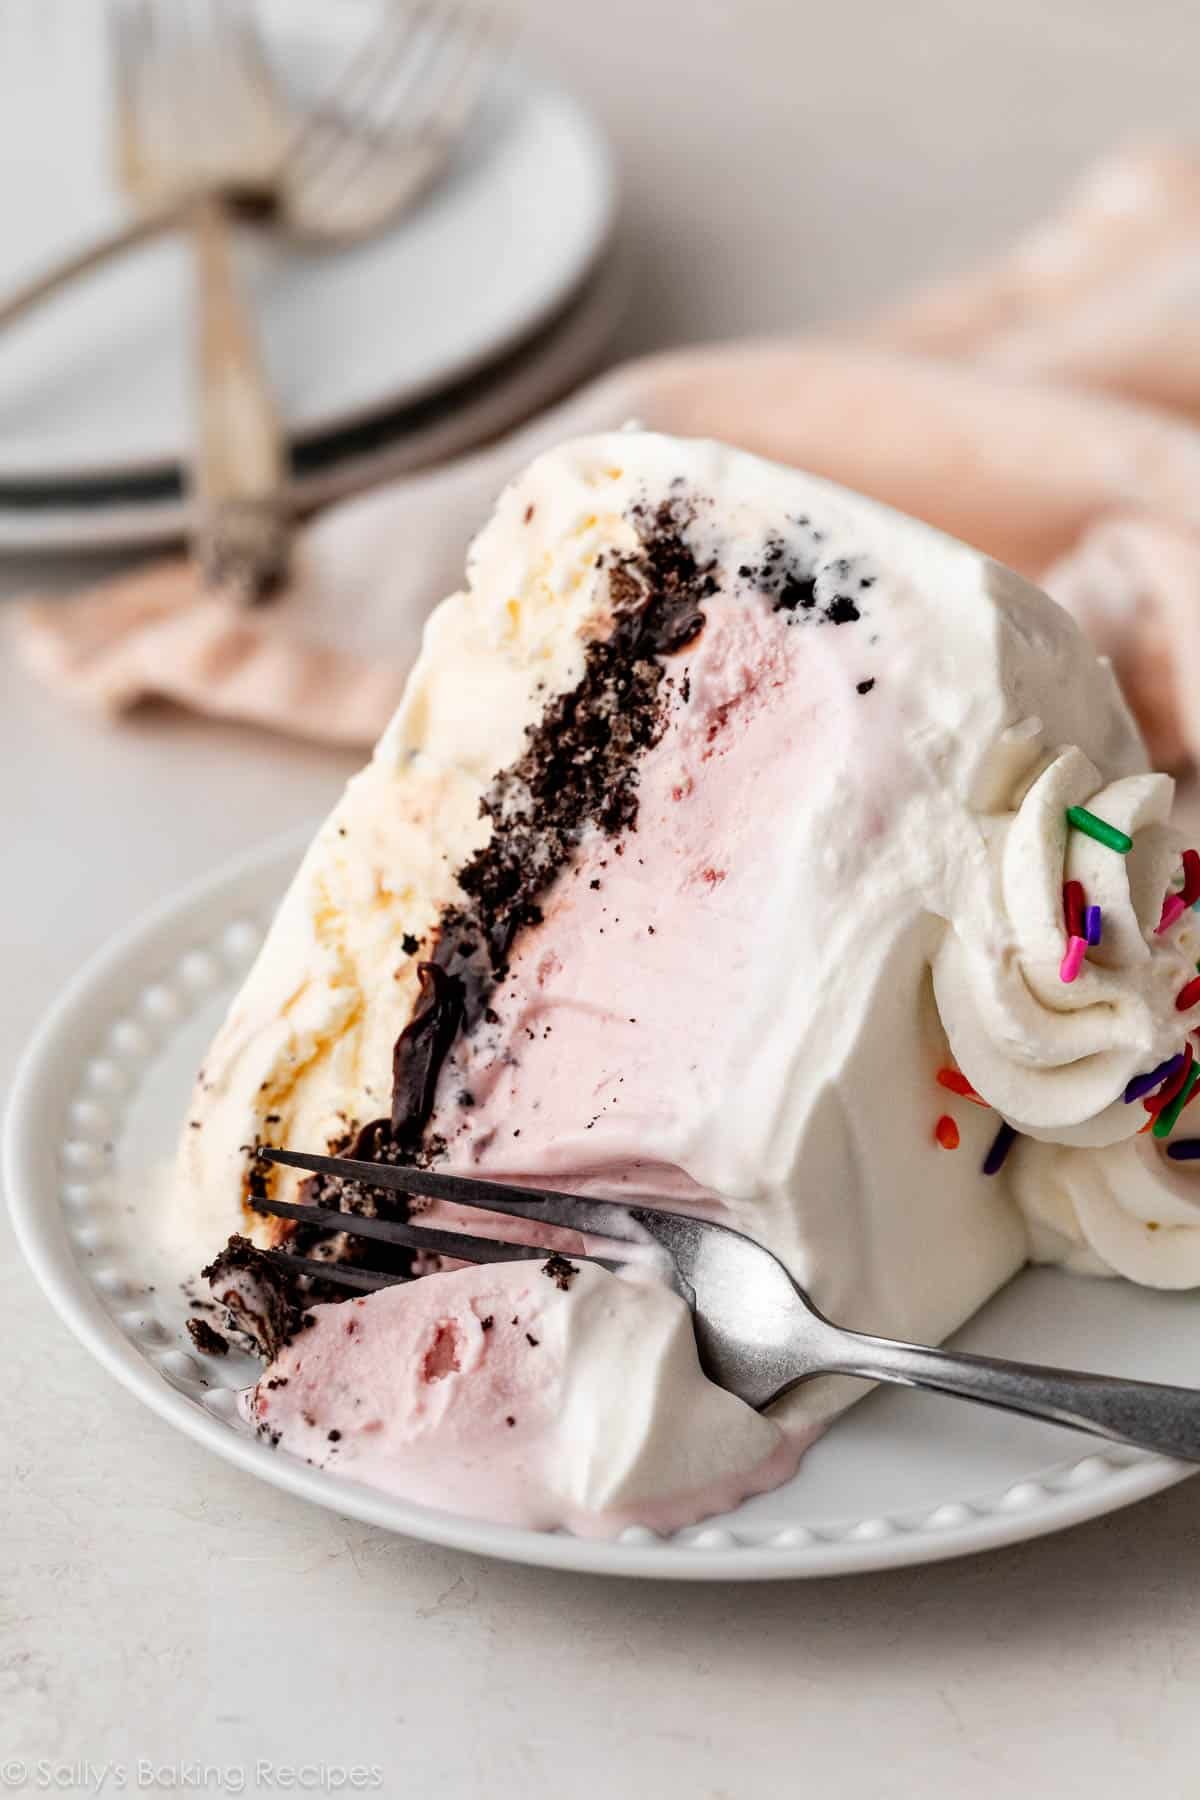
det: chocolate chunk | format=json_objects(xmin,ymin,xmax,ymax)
[
  {"xmin": 186, "ymin": 1316, "xmax": 229, "ymax": 1356},
  {"xmin": 856, "ymin": 678, "xmax": 875, "ymax": 695},
  {"xmin": 391, "ymin": 962, "xmax": 465, "ymax": 1142}
]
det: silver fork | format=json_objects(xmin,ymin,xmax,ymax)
[
  {"xmin": 3, "ymin": 0, "xmax": 504, "ymax": 595},
  {"xmin": 258, "ymin": 1148, "xmax": 1200, "ymax": 1462},
  {"xmin": 3, "ymin": 0, "xmax": 505, "ymax": 315},
  {"xmin": 113, "ymin": 0, "xmax": 294, "ymax": 600}
]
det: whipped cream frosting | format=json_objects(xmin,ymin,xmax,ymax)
[
  {"xmin": 934, "ymin": 747, "xmax": 1190, "ymax": 1143},
  {"xmin": 1013, "ymin": 1134, "xmax": 1200, "ymax": 1287},
  {"xmin": 181, "ymin": 429, "xmax": 1200, "ymax": 1531}
]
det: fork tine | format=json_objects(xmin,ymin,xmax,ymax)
[
  {"xmin": 288, "ymin": 0, "xmax": 494, "ymax": 222},
  {"xmin": 405, "ymin": 1, "xmax": 504, "ymax": 144},
  {"xmin": 220, "ymin": 0, "xmax": 279, "ymax": 107},
  {"xmin": 323, "ymin": 0, "xmax": 436, "ymax": 118},
  {"xmin": 259, "ymin": 1147, "xmax": 647, "ymax": 1241},
  {"xmin": 252, "ymin": 1191, "xmax": 623, "ymax": 1269},
  {"xmin": 106, "ymin": 0, "xmax": 141, "ymax": 191},
  {"xmin": 286, "ymin": 0, "xmax": 438, "ymax": 182},
  {"xmin": 258, "ymin": 1251, "xmax": 407, "ymax": 1292}
]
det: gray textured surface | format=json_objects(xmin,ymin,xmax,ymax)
[{"xmin": 5, "ymin": 2, "xmax": 1200, "ymax": 1794}]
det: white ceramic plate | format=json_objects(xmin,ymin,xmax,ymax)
[
  {"xmin": 0, "ymin": 0, "xmax": 615, "ymax": 479},
  {"xmin": 5, "ymin": 831, "xmax": 1195, "ymax": 1579}
]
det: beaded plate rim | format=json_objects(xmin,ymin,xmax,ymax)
[{"xmin": 4, "ymin": 828, "xmax": 1192, "ymax": 1580}]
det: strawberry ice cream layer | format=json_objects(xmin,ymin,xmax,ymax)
[{"xmin": 241, "ymin": 1259, "xmax": 801, "ymax": 1538}]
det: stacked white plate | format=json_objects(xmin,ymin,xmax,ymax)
[{"xmin": 0, "ymin": 0, "xmax": 621, "ymax": 550}]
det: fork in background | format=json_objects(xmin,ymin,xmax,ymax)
[
  {"xmin": 104, "ymin": 0, "xmax": 505, "ymax": 601},
  {"xmin": 110, "ymin": 0, "xmax": 293, "ymax": 599},
  {"xmin": 253, "ymin": 1145, "xmax": 1200, "ymax": 1463}
]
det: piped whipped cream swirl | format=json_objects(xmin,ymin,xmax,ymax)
[
  {"xmin": 935, "ymin": 746, "xmax": 1198, "ymax": 1145},
  {"xmin": 1013, "ymin": 1133, "xmax": 1200, "ymax": 1288}
]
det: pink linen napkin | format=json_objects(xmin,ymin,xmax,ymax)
[{"xmin": 15, "ymin": 141, "xmax": 1200, "ymax": 763}]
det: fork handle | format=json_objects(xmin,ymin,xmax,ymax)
[
  {"xmin": 822, "ymin": 1329, "xmax": 1200, "ymax": 1462},
  {"xmin": 188, "ymin": 193, "xmax": 289, "ymax": 603}
]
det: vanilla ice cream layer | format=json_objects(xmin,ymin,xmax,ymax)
[{"xmin": 183, "ymin": 430, "xmax": 1200, "ymax": 1526}]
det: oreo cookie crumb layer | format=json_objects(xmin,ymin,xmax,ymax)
[
  {"xmin": 186, "ymin": 1317, "xmax": 229, "ymax": 1356},
  {"xmin": 387, "ymin": 494, "xmax": 716, "ymax": 1146}
]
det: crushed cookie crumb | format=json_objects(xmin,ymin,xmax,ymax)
[{"xmin": 542, "ymin": 1254, "xmax": 578, "ymax": 1291}]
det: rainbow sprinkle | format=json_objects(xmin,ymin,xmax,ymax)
[
  {"xmin": 936, "ymin": 1067, "xmax": 989, "ymax": 1106},
  {"xmin": 1154, "ymin": 1065, "xmax": 1200, "ymax": 1137},
  {"xmin": 1157, "ymin": 893, "xmax": 1188, "ymax": 935},
  {"xmin": 1177, "ymin": 975, "xmax": 1200, "ymax": 1013},
  {"xmin": 1125, "ymin": 1053, "xmax": 1186, "ymax": 1104},
  {"xmin": 1059, "ymin": 936, "xmax": 1087, "ymax": 983},
  {"xmin": 1062, "ymin": 880, "xmax": 1085, "ymax": 939},
  {"xmin": 1148, "ymin": 1045, "xmax": 1194, "ymax": 1116},
  {"xmin": 935, "ymin": 1114, "xmax": 960, "ymax": 1150},
  {"xmin": 1155, "ymin": 849, "xmax": 1200, "ymax": 935},
  {"xmin": 1085, "ymin": 904, "xmax": 1103, "ymax": 946},
  {"xmin": 982, "ymin": 1121, "xmax": 1017, "ymax": 1176},
  {"xmin": 1183, "ymin": 849, "xmax": 1200, "ymax": 905},
  {"xmin": 1065, "ymin": 806, "xmax": 1133, "ymax": 854},
  {"xmin": 1166, "ymin": 1139, "xmax": 1200, "ymax": 1161}
]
